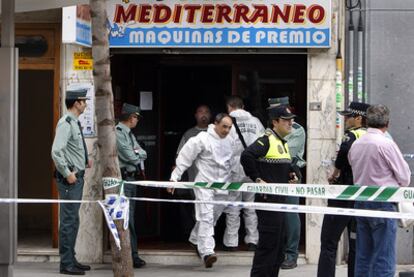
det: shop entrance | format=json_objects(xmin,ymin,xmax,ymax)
[
  {"xmin": 16, "ymin": 24, "xmax": 61, "ymax": 249},
  {"xmin": 18, "ymin": 70, "xmax": 54, "ymax": 248},
  {"xmin": 111, "ymin": 53, "xmax": 307, "ymax": 250}
]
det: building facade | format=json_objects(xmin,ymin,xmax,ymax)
[{"xmin": 7, "ymin": 0, "xmax": 413, "ymax": 267}]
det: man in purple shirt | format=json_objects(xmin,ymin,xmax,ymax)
[{"xmin": 348, "ymin": 104, "xmax": 411, "ymax": 277}]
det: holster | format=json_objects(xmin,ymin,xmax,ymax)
[{"xmin": 120, "ymin": 167, "xmax": 139, "ymax": 180}]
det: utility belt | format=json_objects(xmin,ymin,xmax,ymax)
[{"xmin": 120, "ymin": 167, "xmax": 140, "ymax": 180}]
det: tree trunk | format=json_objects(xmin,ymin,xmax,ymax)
[{"xmin": 90, "ymin": 0, "xmax": 134, "ymax": 276}]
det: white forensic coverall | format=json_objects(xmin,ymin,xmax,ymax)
[
  {"xmin": 228, "ymin": 109, "xmax": 265, "ymax": 246},
  {"xmin": 171, "ymin": 124, "xmax": 237, "ymax": 258}
]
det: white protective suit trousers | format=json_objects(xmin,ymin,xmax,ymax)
[
  {"xmin": 189, "ymin": 189, "xmax": 241, "ymax": 257},
  {"xmin": 240, "ymin": 191, "xmax": 259, "ymax": 244},
  {"xmin": 189, "ymin": 187, "xmax": 216, "ymax": 258},
  {"xmin": 213, "ymin": 191, "xmax": 241, "ymax": 247},
  {"xmin": 222, "ymin": 191, "xmax": 259, "ymax": 245}
]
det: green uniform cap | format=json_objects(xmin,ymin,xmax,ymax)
[
  {"xmin": 66, "ymin": 88, "xmax": 89, "ymax": 100},
  {"xmin": 267, "ymin": 96, "xmax": 290, "ymax": 109},
  {"xmin": 121, "ymin": 103, "xmax": 142, "ymax": 117}
]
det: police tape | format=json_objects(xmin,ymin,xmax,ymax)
[
  {"xmin": 0, "ymin": 196, "xmax": 413, "ymax": 220},
  {"xmin": 0, "ymin": 196, "xmax": 128, "ymax": 250},
  {"xmin": 129, "ymin": 180, "xmax": 414, "ymax": 203},
  {"xmin": 130, "ymin": 197, "xmax": 414, "ymax": 220},
  {"xmin": 98, "ymin": 194, "xmax": 129, "ymax": 250}
]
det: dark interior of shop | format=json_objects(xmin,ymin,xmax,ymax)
[{"xmin": 110, "ymin": 53, "xmax": 307, "ymax": 251}]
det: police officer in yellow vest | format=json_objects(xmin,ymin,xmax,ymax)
[
  {"xmin": 241, "ymin": 104, "xmax": 298, "ymax": 277},
  {"xmin": 116, "ymin": 103, "xmax": 147, "ymax": 268},
  {"xmin": 317, "ymin": 101, "xmax": 370, "ymax": 277},
  {"xmin": 51, "ymin": 88, "xmax": 92, "ymax": 275}
]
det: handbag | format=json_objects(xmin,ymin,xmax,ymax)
[{"xmin": 397, "ymin": 201, "xmax": 414, "ymax": 228}]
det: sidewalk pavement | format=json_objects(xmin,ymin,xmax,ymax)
[
  {"xmin": 14, "ymin": 262, "xmax": 414, "ymax": 276},
  {"xmin": 14, "ymin": 262, "xmax": 346, "ymax": 277}
]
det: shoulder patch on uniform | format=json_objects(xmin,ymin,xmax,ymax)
[
  {"xmin": 342, "ymin": 133, "xmax": 351, "ymax": 143},
  {"xmin": 257, "ymin": 140, "xmax": 265, "ymax": 146},
  {"xmin": 65, "ymin": 116, "xmax": 72, "ymax": 124},
  {"xmin": 116, "ymin": 126, "xmax": 122, "ymax": 131}
]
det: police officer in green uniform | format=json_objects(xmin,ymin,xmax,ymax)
[
  {"xmin": 51, "ymin": 88, "xmax": 91, "ymax": 275},
  {"xmin": 317, "ymin": 101, "xmax": 370, "ymax": 277},
  {"xmin": 241, "ymin": 104, "xmax": 298, "ymax": 277},
  {"xmin": 116, "ymin": 103, "xmax": 147, "ymax": 268},
  {"xmin": 268, "ymin": 97, "xmax": 306, "ymax": 270}
]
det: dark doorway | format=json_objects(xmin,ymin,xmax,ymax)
[
  {"xmin": 18, "ymin": 70, "xmax": 54, "ymax": 248},
  {"xmin": 110, "ymin": 53, "xmax": 307, "ymax": 251},
  {"xmin": 159, "ymin": 65, "xmax": 232, "ymax": 242},
  {"xmin": 159, "ymin": 65, "xmax": 232, "ymax": 181}
]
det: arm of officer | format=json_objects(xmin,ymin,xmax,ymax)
[
  {"xmin": 51, "ymin": 120, "xmax": 72, "ymax": 178},
  {"xmin": 240, "ymin": 136, "xmax": 269, "ymax": 182},
  {"xmin": 134, "ymin": 138, "xmax": 147, "ymax": 161},
  {"xmin": 331, "ymin": 132, "xmax": 356, "ymax": 182},
  {"xmin": 116, "ymin": 130, "xmax": 140, "ymax": 167}
]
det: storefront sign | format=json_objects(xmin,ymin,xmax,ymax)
[
  {"xmin": 62, "ymin": 5, "xmax": 92, "ymax": 47},
  {"xmin": 107, "ymin": 0, "xmax": 331, "ymax": 48},
  {"xmin": 73, "ymin": 52, "xmax": 93, "ymax": 70}
]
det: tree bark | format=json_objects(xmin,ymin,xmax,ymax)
[{"xmin": 90, "ymin": 0, "xmax": 134, "ymax": 276}]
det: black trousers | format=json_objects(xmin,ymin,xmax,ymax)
[
  {"xmin": 317, "ymin": 213, "xmax": 356, "ymax": 277},
  {"xmin": 251, "ymin": 196, "xmax": 286, "ymax": 277},
  {"xmin": 174, "ymin": 188, "xmax": 196, "ymax": 239}
]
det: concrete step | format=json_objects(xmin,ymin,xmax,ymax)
[{"xmin": 18, "ymin": 248, "xmax": 307, "ymax": 266}]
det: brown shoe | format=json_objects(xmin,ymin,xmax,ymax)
[{"xmin": 203, "ymin": 254, "xmax": 217, "ymax": 268}]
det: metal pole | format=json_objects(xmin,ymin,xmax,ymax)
[
  {"xmin": 347, "ymin": 10, "xmax": 354, "ymax": 104},
  {"xmin": 357, "ymin": 10, "xmax": 364, "ymax": 102},
  {"xmin": 335, "ymin": 10, "xmax": 344, "ymax": 151},
  {"xmin": 0, "ymin": 0, "xmax": 18, "ymax": 276}
]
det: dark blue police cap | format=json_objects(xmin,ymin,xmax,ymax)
[
  {"xmin": 339, "ymin": 101, "xmax": 370, "ymax": 117},
  {"xmin": 268, "ymin": 106, "xmax": 296, "ymax": 120}
]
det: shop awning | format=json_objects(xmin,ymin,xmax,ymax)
[{"xmin": 0, "ymin": 0, "xmax": 87, "ymax": 13}]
